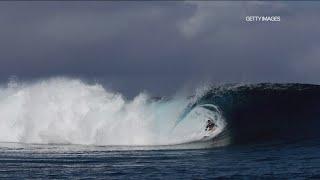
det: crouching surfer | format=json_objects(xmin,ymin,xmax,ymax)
[
  {"xmin": 205, "ymin": 119, "xmax": 217, "ymax": 132},
  {"xmin": 202, "ymin": 119, "xmax": 217, "ymax": 140}
]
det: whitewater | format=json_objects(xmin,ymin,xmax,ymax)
[{"xmin": 0, "ymin": 78, "xmax": 225, "ymax": 146}]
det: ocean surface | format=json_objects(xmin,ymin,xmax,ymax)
[
  {"xmin": 0, "ymin": 139, "xmax": 319, "ymax": 179},
  {"xmin": 0, "ymin": 79, "xmax": 320, "ymax": 179}
]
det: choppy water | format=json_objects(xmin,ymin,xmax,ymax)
[{"xmin": 0, "ymin": 140, "xmax": 319, "ymax": 179}]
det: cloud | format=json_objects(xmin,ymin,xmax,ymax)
[
  {"xmin": 179, "ymin": 1, "xmax": 290, "ymax": 38},
  {"xmin": 0, "ymin": 1, "xmax": 319, "ymax": 97}
]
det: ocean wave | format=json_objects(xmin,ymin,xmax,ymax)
[
  {"xmin": 1, "ymin": 78, "xmax": 319, "ymax": 148},
  {"xmin": 0, "ymin": 78, "xmax": 224, "ymax": 146}
]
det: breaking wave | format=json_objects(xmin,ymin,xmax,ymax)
[
  {"xmin": 1, "ymin": 77, "xmax": 319, "ymax": 148},
  {"xmin": 0, "ymin": 78, "xmax": 226, "ymax": 146}
]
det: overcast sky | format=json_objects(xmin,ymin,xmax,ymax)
[{"xmin": 0, "ymin": 1, "xmax": 319, "ymax": 97}]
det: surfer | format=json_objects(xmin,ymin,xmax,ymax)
[{"xmin": 205, "ymin": 119, "xmax": 216, "ymax": 131}]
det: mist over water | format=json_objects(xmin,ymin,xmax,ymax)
[{"xmin": 0, "ymin": 78, "xmax": 225, "ymax": 146}]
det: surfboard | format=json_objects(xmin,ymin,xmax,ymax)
[{"xmin": 201, "ymin": 128, "xmax": 217, "ymax": 141}]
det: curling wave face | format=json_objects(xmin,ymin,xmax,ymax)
[
  {"xmin": 190, "ymin": 83, "xmax": 320, "ymax": 144},
  {"xmin": 0, "ymin": 78, "xmax": 226, "ymax": 146}
]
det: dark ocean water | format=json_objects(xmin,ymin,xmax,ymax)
[{"xmin": 0, "ymin": 139, "xmax": 319, "ymax": 179}]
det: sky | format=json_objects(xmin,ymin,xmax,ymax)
[{"xmin": 0, "ymin": 1, "xmax": 320, "ymax": 97}]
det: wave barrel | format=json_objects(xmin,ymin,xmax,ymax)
[{"xmin": 194, "ymin": 83, "xmax": 320, "ymax": 144}]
